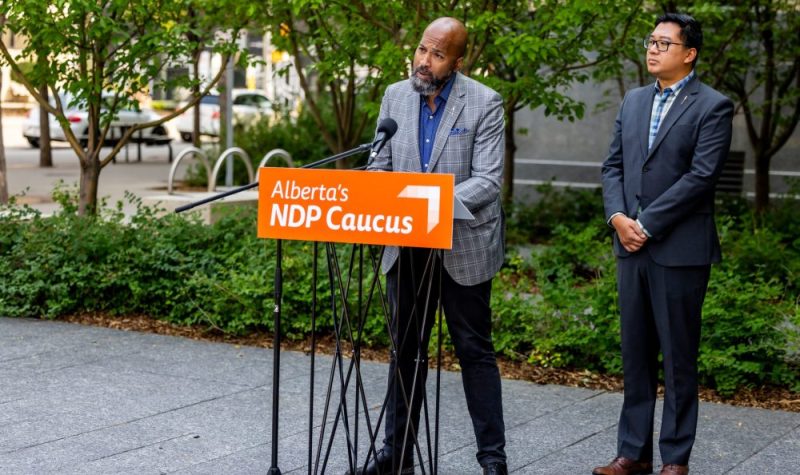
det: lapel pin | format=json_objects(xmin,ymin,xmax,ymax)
[{"xmin": 681, "ymin": 95, "xmax": 688, "ymax": 105}]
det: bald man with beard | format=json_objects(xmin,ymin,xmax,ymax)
[{"xmin": 352, "ymin": 17, "xmax": 508, "ymax": 475}]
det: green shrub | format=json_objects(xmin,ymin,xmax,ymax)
[
  {"xmin": 498, "ymin": 212, "xmax": 800, "ymax": 395},
  {"xmin": 1, "ymin": 184, "xmax": 797, "ymax": 396},
  {"xmin": 494, "ymin": 225, "xmax": 622, "ymax": 373},
  {"xmin": 0, "ymin": 193, "xmax": 388, "ymax": 341},
  {"xmin": 699, "ymin": 268, "xmax": 798, "ymax": 395}
]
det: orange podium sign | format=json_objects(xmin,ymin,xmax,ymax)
[{"xmin": 257, "ymin": 168, "xmax": 455, "ymax": 249}]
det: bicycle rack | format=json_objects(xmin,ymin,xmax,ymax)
[
  {"xmin": 167, "ymin": 147, "xmax": 212, "ymax": 195},
  {"xmin": 258, "ymin": 148, "xmax": 295, "ymax": 169},
  {"xmin": 209, "ymin": 147, "xmax": 255, "ymax": 191}
]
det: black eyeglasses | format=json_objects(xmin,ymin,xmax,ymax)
[{"xmin": 643, "ymin": 38, "xmax": 686, "ymax": 52}]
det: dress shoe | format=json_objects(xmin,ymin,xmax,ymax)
[
  {"xmin": 345, "ymin": 448, "xmax": 414, "ymax": 475},
  {"xmin": 660, "ymin": 464, "xmax": 688, "ymax": 475},
  {"xmin": 482, "ymin": 461, "xmax": 508, "ymax": 475},
  {"xmin": 593, "ymin": 456, "xmax": 653, "ymax": 475}
]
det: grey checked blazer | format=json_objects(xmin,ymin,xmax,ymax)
[{"xmin": 370, "ymin": 72, "xmax": 505, "ymax": 286}]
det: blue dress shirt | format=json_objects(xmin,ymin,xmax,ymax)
[{"xmin": 418, "ymin": 76, "xmax": 455, "ymax": 172}]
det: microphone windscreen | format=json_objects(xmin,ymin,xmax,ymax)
[{"xmin": 377, "ymin": 118, "xmax": 398, "ymax": 139}]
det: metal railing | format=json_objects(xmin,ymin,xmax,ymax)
[
  {"xmin": 258, "ymin": 148, "xmax": 294, "ymax": 169},
  {"xmin": 167, "ymin": 147, "xmax": 211, "ymax": 195},
  {"xmin": 168, "ymin": 147, "xmax": 295, "ymax": 195},
  {"xmin": 209, "ymin": 147, "xmax": 255, "ymax": 191}
]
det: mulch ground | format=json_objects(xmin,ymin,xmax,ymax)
[{"xmin": 60, "ymin": 313, "xmax": 800, "ymax": 413}]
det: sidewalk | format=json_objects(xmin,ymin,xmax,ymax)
[
  {"xmin": 3, "ymin": 115, "xmax": 193, "ymax": 218},
  {"xmin": 0, "ymin": 317, "xmax": 798, "ymax": 474}
]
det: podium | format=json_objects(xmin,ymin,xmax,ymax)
[
  {"xmin": 175, "ymin": 143, "xmax": 472, "ymax": 474},
  {"xmin": 256, "ymin": 167, "xmax": 469, "ymax": 474}
]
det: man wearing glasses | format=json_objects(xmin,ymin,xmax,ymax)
[{"xmin": 596, "ymin": 13, "xmax": 733, "ymax": 475}]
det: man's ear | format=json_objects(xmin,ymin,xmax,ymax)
[
  {"xmin": 684, "ymin": 48, "xmax": 697, "ymax": 65},
  {"xmin": 454, "ymin": 56, "xmax": 464, "ymax": 72}
]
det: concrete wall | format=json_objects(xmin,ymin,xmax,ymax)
[{"xmin": 512, "ymin": 79, "xmax": 800, "ymax": 202}]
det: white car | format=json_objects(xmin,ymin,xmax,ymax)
[
  {"xmin": 23, "ymin": 94, "xmax": 170, "ymax": 148},
  {"xmin": 174, "ymin": 89, "xmax": 272, "ymax": 142}
]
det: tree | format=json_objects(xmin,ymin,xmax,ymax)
[
  {"xmin": 683, "ymin": 1, "xmax": 800, "ymax": 213},
  {"xmin": 469, "ymin": 0, "xmax": 647, "ymax": 204},
  {"xmin": 613, "ymin": 1, "xmax": 800, "ymax": 212},
  {"xmin": 0, "ymin": 47, "xmax": 7, "ymax": 205},
  {"xmin": 267, "ymin": 1, "xmax": 416, "ymax": 163},
  {"xmin": 267, "ymin": 1, "xmax": 646, "ymax": 193},
  {"xmin": 38, "ymin": 54, "xmax": 52, "ymax": 167},
  {"xmin": 0, "ymin": 0, "xmax": 258, "ymax": 215}
]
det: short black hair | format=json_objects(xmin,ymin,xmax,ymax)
[{"xmin": 655, "ymin": 12, "xmax": 702, "ymax": 67}]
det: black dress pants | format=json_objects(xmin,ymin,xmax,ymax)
[
  {"xmin": 616, "ymin": 250, "xmax": 710, "ymax": 466},
  {"xmin": 383, "ymin": 248, "xmax": 506, "ymax": 466}
]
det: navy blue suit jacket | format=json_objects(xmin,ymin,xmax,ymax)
[{"xmin": 602, "ymin": 76, "xmax": 734, "ymax": 267}]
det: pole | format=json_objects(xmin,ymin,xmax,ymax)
[
  {"xmin": 224, "ymin": 56, "xmax": 234, "ymax": 187},
  {"xmin": 268, "ymin": 239, "xmax": 283, "ymax": 475}
]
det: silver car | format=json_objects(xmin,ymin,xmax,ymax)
[
  {"xmin": 174, "ymin": 89, "xmax": 272, "ymax": 142},
  {"xmin": 23, "ymin": 94, "xmax": 170, "ymax": 148}
]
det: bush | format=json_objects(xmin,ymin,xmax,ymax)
[
  {"xmin": 1, "ymin": 185, "xmax": 797, "ymax": 396},
  {"xmin": 506, "ymin": 182, "xmax": 605, "ymax": 244},
  {"xmin": 494, "ymin": 226, "xmax": 622, "ymax": 373},
  {"xmin": 0, "ymin": 192, "xmax": 388, "ymax": 343},
  {"xmin": 499, "ymin": 199, "xmax": 800, "ymax": 395}
]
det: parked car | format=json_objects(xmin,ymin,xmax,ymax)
[
  {"xmin": 174, "ymin": 89, "xmax": 272, "ymax": 142},
  {"xmin": 23, "ymin": 94, "xmax": 170, "ymax": 148}
]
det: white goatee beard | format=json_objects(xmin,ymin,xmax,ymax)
[{"xmin": 411, "ymin": 75, "xmax": 439, "ymax": 95}]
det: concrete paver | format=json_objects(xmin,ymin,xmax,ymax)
[{"xmin": 0, "ymin": 317, "xmax": 798, "ymax": 474}]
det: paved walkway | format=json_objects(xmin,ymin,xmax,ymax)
[{"xmin": 1, "ymin": 317, "xmax": 798, "ymax": 474}]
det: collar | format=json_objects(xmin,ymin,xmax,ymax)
[{"xmin": 654, "ymin": 69, "xmax": 695, "ymax": 94}]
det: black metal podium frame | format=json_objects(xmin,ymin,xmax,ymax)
[
  {"xmin": 303, "ymin": 242, "xmax": 445, "ymax": 475},
  {"xmin": 176, "ymin": 146, "xmax": 449, "ymax": 474}
]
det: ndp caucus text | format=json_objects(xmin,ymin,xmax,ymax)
[{"xmin": 269, "ymin": 180, "xmax": 414, "ymax": 234}]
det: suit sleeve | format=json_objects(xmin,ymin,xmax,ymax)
[
  {"xmin": 454, "ymin": 91, "xmax": 505, "ymax": 211},
  {"xmin": 637, "ymin": 96, "xmax": 734, "ymax": 240},
  {"xmin": 601, "ymin": 94, "xmax": 628, "ymax": 223},
  {"xmin": 368, "ymin": 90, "xmax": 393, "ymax": 172}
]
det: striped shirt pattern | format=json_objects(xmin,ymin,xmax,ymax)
[{"xmin": 648, "ymin": 70, "xmax": 695, "ymax": 150}]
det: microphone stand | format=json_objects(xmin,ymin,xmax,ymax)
[{"xmin": 175, "ymin": 141, "xmax": 373, "ymax": 475}]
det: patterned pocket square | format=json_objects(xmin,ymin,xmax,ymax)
[{"xmin": 449, "ymin": 127, "xmax": 470, "ymax": 136}]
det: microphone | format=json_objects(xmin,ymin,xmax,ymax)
[{"xmin": 369, "ymin": 118, "xmax": 398, "ymax": 159}]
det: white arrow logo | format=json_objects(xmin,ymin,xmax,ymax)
[{"xmin": 398, "ymin": 185, "xmax": 440, "ymax": 233}]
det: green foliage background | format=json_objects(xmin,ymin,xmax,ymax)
[{"xmin": 1, "ymin": 187, "xmax": 797, "ymax": 397}]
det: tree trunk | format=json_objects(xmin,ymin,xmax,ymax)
[
  {"xmin": 0, "ymin": 71, "xmax": 8, "ymax": 204},
  {"xmin": 219, "ymin": 58, "xmax": 230, "ymax": 149},
  {"xmin": 78, "ymin": 155, "xmax": 101, "ymax": 215},
  {"xmin": 39, "ymin": 83, "xmax": 53, "ymax": 167},
  {"xmin": 192, "ymin": 51, "xmax": 201, "ymax": 147},
  {"xmin": 502, "ymin": 100, "xmax": 518, "ymax": 207},
  {"xmin": 754, "ymin": 150, "xmax": 771, "ymax": 214}
]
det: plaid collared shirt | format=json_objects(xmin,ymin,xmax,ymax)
[{"xmin": 648, "ymin": 70, "xmax": 695, "ymax": 150}]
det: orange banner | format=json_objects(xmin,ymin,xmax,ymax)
[{"xmin": 257, "ymin": 168, "xmax": 455, "ymax": 249}]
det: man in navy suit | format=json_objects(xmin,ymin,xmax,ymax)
[{"xmin": 595, "ymin": 13, "xmax": 734, "ymax": 475}]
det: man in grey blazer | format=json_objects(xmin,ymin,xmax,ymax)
[
  {"xmin": 596, "ymin": 13, "xmax": 733, "ymax": 475},
  {"xmin": 358, "ymin": 16, "xmax": 507, "ymax": 475}
]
